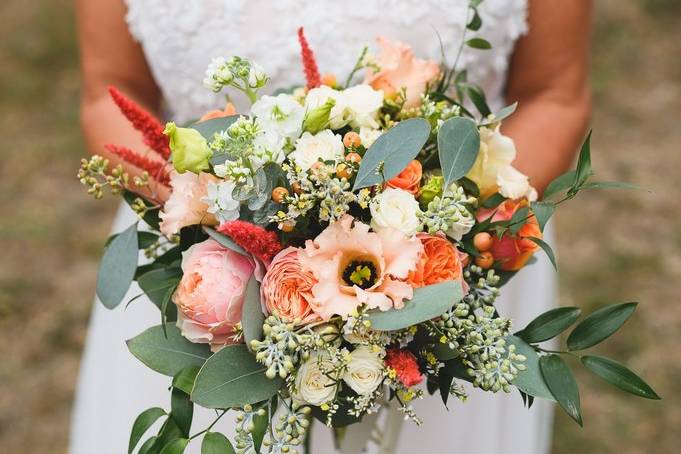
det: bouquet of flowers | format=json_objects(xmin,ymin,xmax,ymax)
[{"xmin": 79, "ymin": 16, "xmax": 659, "ymax": 454}]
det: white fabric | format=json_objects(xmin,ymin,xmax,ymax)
[{"xmin": 71, "ymin": 1, "xmax": 556, "ymax": 453}]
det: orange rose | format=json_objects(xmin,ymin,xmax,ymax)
[
  {"xmin": 364, "ymin": 36, "xmax": 441, "ymax": 109},
  {"xmin": 408, "ymin": 233, "xmax": 464, "ymax": 288},
  {"xmin": 199, "ymin": 102, "xmax": 237, "ymax": 121},
  {"xmin": 477, "ymin": 199, "xmax": 542, "ymax": 271},
  {"xmin": 387, "ymin": 160, "xmax": 422, "ymax": 196}
]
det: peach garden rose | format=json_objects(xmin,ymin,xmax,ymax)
[{"xmin": 407, "ymin": 233, "xmax": 465, "ymax": 288}]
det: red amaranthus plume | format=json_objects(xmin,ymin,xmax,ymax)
[
  {"xmin": 385, "ymin": 348, "xmax": 423, "ymax": 387},
  {"xmin": 297, "ymin": 27, "xmax": 321, "ymax": 90},
  {"xmin": 108, "ymin": 86, "xmax": 171, "ymax": 160},
  {"xmin": 217, "ymin": 220, "xmax": 283, "ymax": 263},
  {"xmin": 105, "ymin": 144, "xmax": 171, "ymax": 186}
]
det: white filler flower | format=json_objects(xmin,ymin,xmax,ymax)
[{"xmin": 201, "ymin": 180, "xmax": 240, "ymax": 223}]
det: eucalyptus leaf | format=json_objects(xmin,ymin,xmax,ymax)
[
  {"xmin": 506, "ymin": 336, "xmax": 554, "ymax": 401},
  {"xmin": 581, "ymin": 355, "xmax": 660, "ymax": 400},
  {"xmin": 127, "ymin": 325, "xmax": 211, "ymax": 376},
  {"xmin": 202, "ymin": 432, "xmax": 236, "ymax": 454},
  {"xmin": 191, "ymin": 344, "xmax": 282, "ymax": 409},
  {"xmin": 352, "ymin": 118, "xmax": 431, "ymax": 190},
  {"xmin": 366, "ymin": 280, "xmax": 464, "ymax": 331},
  {"xmin": 480, "ymin": 102, "xmax": 518, "ymax": 126},
  {"xmin": 530, "ymin": 201, "xmax": 555, "ymax": 232},
  {"xmin": 241, "ymin": 275, "xmax": 264, "ymax": 349},
  {"xmin": 438, "ymin": 117, "xmax": 480, "ymax": 186},
  {"xmin": 129, "ymin": 407, "xmax": 166, "ymax": 454},
  {"xmin": 567, "ymin": 302, "xmax": 637, "ymax": 351},
  {"xmin": 190, "ymin": 115, "xmax": 240, "ymax": 141},
  {"xmin": 528, "ymin": 237, "xmax": 557, "ymax": 271},
  {"xmin": 203, "ymin": 226, "xmax": 249, "ymax": 256},
  {"xmin": 517, "ymin": 307, "xmax": 581, "ymax": 344},
  {"xmin": 97, "ymin": 222, "xmax": 139, "ymax": 309},
  {"xmin": 540, "ymin": 355, "xmax": 582, "ymax": 426}
]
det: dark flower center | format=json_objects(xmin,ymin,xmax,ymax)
[{"xmin": 342, "ymin": 260, "xmax": 378, "ymax": 289}]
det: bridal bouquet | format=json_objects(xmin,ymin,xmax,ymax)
[{"xmin": 80, "ymin": 19, "xmax": 658, "ymax": 454}]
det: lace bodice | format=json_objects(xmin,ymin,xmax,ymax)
[{"xmin": 124, "ymin": 0, "xmax": 527, "ymax": 123}]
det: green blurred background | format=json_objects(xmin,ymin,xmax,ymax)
[{"xmin": 0, "ymin": 0, "xmax": 679, "ymax": 452}]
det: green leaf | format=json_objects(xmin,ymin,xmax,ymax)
[
  {"xmin": 567, "ymin": 302, "xmax": 637, "ymax": 351},
  {"xmin": 517, "ymin": 307, "xmax": 581, "ymax": 344},
  {"xmin": 153, "ymin": 418, "xmax": 184, "ymax": 454},
  {"xmin": 508, "ymin": 206, "xmax": 529, "ymax": 235},
  {"xmin": 203, "ymin": 226, "xmax": 249, "ymax": 256},
  {"xmin": 191, "ymin": 344, "xmax": 282, "ymax": 409},
  {"xmin": 467, "ymin": 10, "xmax": 482, "ymax": 31},
  {"xmin": 97, "ymin": 222, "xmax": 139, "ymax": 309},
  {"xmin": 129, "ymin": 407, "xmax": 166, "ymax": 454},
  {"xmin": 530, "ymin": 201, "xmax": 555, "ymax": 232},
  {"xmin": 352, "ymin": 118, "xmax": 431, "ymax": 190},
  {"xmin": 506, "ymin": 336, "xmax": 554, "ymax": 401},
  {"xmin": 438, "ymin": 117, "xmax": 480, "ymax": 186},
  {"xmin": 173, "ymin": 366, "xmax": 201, "ymax": 395},
  {"xmin": 540, "ymin": 354, "xmax": 582, "ymax": 425},
  {"xmin": 252, "ymin": 407, "xmax": 269, "ymax": 452},
  {"xmin": 543, "ymin": 170, "xmax": 578, "ymax": 200},
  {"xmin": 581, "ymin": 356, "xmax": 660, "ymax": 400},
  {"xmin": 527, "ymin": 237, "xmax": 557, "ymax": 271},
  {"xmin": 106, "ymin": 231, "xmax": 159, "ymax": 249},
  {"xmin": 573, "ymin": 131, "xmax": 593, "ymax": 191},
  {"xmin": 429, "ymin": 343, "xmax": 460, "ymax": 361},
  {"xmin": 366, "ymin": 280, "xmax": 464, "ymax": 331},
  {"xmin": 579, "ymin": 181, "xmax": 644, "ymax": 191},
  {"xmin": 138, "ymin": 436, "xmax": 158, "ymax": 454},
  {"xmin": 480, "ymin": 102, "xmax": 518, "ymax": 126},
  {"xmin": 480, "ymin": 192, "xmax": 506, "ymax": 209},
  {"xmin": 171, "ymin": 388, "xmax": 194, "ymax": 438},
  {"xmin": 127, "ymin": 325, "xmax": 211, "ymax": 376},
  {"xmin": 159, "ymin": 438, "xmax": 189, "ymax": 454},
  {"xmin": 124, "ymin": 191, "xmax": 160, "ymax": 230},
  {"xmin": 241, "ymin": 275, "xmax": 264, "ymax": 349},
  {"xmin": 466, "ymin": 38, "xmax": 492, "ymax": 50},
  {"xmin": 465, "ymin": 85, "xmax": 491, "ymax": 117},
  {"xmin": 202, "ymin": 432, "xmax": 236, "ymax": 454},
  {"xmin": 190, "ymin": 115, "xmax": 240, "ymax": 141},
  {"xmin": 137, "ymin": 268, "xmax": 182, "ymax": 321}
]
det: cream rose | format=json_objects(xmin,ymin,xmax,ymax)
[
  {"xmin": 343, "ymin": 346, "xmax": 385, "ymax": 395},
  {"xmin": 370, "ymin": 187, "xmax": 421, "ymax": 236},
  {"xmin": 497, "ymin": 166, "xmax": 538, "ymax": 201},
  {"xmin": 343, "ymin": 84, "xmax": 384, "ymax": 129},
  {"xmin": 290, "ymin": 130, "xmax": 344, "ymax": 171},
  {"xmin": 294, "ymin": 351, "xmax": 338, "ymax": 406},
  {"xmin": 305, "ymin": 86, "xmax": 350, "ymax": 130}
]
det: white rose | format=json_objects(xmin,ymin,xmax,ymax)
[
  {"xmin": 496, "ymin": 166, "xmax": 538, "ymax": 201},
  {"xmin": 290, "ymin": 130, "xmax": 344, "ymax": 171},
  {"xmin": 359, "ymin": 127, "xmax": 382, "ymax": 148},
  {"xmin": 201, "ymin": 180, "xmax": 240, "ymax": 223},
  {"xmin": 251, "ymin": 94, "xmax": 304, "ymax": 139},
  {"xmin": 370, "ymin": 188, "xmax": 421, "ymax": 236},
  {"xmin": 342, "ymin": 84, "xmax": 384, "ymax": 129},
  {"xmin": 294, "ymin": 352, "xmax": 338, "ymax": 406},
  {"xmin": 343, "ymin": 346, "xmax": 385, "ymax": 395},
  {"xmin": 305, "ymin": 86, "xmax": 350, "ymax": 130}
]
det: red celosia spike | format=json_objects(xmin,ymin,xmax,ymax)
[
  {"xmin": 105, "ymin": 144, "xmax": 171, "ymax": 186},
  {"xmin": 297, "ymin": 27, "xmax": 321, "ymax": 90},
  {"xmin": 108, "ymin": 86, "xmax": 171, "ymax": 160},
  {"xmin": 384, "ymin": 348, "xmax": 423, "ymax": 387},
  {"xmin": 217, "ymin": 220, "xmax": 283, "ymax": 263}
]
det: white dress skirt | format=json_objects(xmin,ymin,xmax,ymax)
[{"xmin": 71, "ymin": 1, "xmax": 555, "ymax": 452}]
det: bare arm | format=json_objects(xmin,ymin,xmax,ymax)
[
  {"xmin": 503, "ymin": 0, "xmax": 592, "ymax": 195},
  {"xmin": 76, "ymin": 0, "xmax": 169, "ymax": 201}
]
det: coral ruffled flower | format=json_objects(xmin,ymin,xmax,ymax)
[
  {"xmin": 477, "ymin": 199, "xmax": 542, "ymax": 271},
  {"xmin": 298, "ymin": 215, "xmax": 422, "ymax": 320},
  {"xmin": 261, "ymin": 247, "xmax": 319, "ymax": 323},
  {"xmin": 364, "ymin": 36, "xmax": 440, "ymax": 109},
  {"xmin": 199, "ymin": 102, "xmax": 237, "ymax": 121},
  {"xmin": 173, "ymin": 239, "xmax": 255, "ymax": 351},
  {"xmin": 407, "ymin": 233, "xmax": 464, "ymax": 288},
  {"xmin": 217, "ymin": 220, "xmax": 283, "ymax": 264},
  {"xmin": 387, "ymin": 160, "xmax": 422, "ymax": 196},
  {"xmin": 385, "ymin": 348, "xmax": 423, "ymax": 387},
  {"xmin": 159, "ymin": 171, "xmax": 218, "ymax": 236}
]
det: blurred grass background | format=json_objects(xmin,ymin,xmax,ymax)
[{"xmin": 0, "ymin": 0, "xmax": 679, "ymax": 452}]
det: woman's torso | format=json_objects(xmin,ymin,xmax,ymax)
[{"xmin": 124, "ymin": 0, "xmax": 528, "ymax": 122}]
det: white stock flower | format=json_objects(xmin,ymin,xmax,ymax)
[
  {"xmin": 251, "ymin": 94, "xmax": 304, "ymax": 140},
  {"xmin": 290, "ymin": 130, "xmax": 344, "ymax": 171},
  {"xmin": 248, "ymin": 62, "xmax": 268, "ymax": 88},
  {"xmin": 370, "ymin": 188, "xmax": 421, "ymax": 236},
  {"xmin": 343, "ymin": 346, "xmax": 385, "ymax": 395},
  {"xmin": 446, "ymin": 212, "xmax": 475, "ymax": 242},
  {"xmin": 203, "ymin": 57, "xmax": 232, "ymax": 92},
  {"xmin": 294, "ymin": 351, "xmax": 338, "ymax": 406},
  {"xmin": 201, "ymin": 180, "xmax": 240, "ymax": 223},
  {"xmin": 359, "ymin": 127, "xmax": 382, "ymax": 148},
  {"xmin": 305, "ymin": 86, "xmax": 349, "ymax": 130},
  {"xmin": 343, "ymin": 84, "xmax": 384, "ymax": 129},
  {"xmin": 496, "ymin": 166, "xmax": 538, "ymax": 201},
  {"xmin": 250, "ymin": 129, "xmax": 286, "ymax": 168}
]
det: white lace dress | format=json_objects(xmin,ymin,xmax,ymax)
[{"xmin": 70, "ymin": 1, "xmax": 555, "ymax": 452}]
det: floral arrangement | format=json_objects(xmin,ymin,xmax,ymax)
[{"xmin": 80, "ymin": 12, "xmax": 659, "ymax": 454}]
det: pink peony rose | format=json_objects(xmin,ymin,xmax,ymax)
[
  {"xmin": 173, "ymin": 239, "xmax": 255, "ymax": 351},
  {"xmin": 364, "ymin": 36, "xmax": 441, "ymax": 109},
  {"xmin": 298, "ymin": 215, "xmax": 422, "ymax": 320},
  {"xmin": 261, "ymin": 247, "xmax": 319, "ymax": 323},
  {"xmin": 159, "ymin": 171, "xmax": 218, "ymax": 236}
]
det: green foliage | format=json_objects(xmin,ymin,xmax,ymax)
[
  {"xmin": 573, "ymin": 131, "xmax": 593, "ymax": 191},
  {"xmin": 437, "ymin": 117, "xmax": 480, "ymax": 186},
  {"xmin": 352, "ymin": 118, "xmax": 431, "ymax": 190},
  {"xmin": 201, "ymin": 432, "xmax": 236, "ymax": 454},
  {"xmin": 528, "ymin": 237, "xmax": 557, "ymax": 271},
  {"xmin": 465, "ymin": 38, "xmax": 492, "ymax": 50},
  {"xmin": 530, "ymin": 201, "xmax": 555, "ymax": 232},
  {"xmin": 465, "ymin": 85, "xmax": 491, "ymax": 117},
  {"xmin": 172, "ymin": 366, "xmax": 201, "ymax": 395},
  {"xmin": 540, "ymin": 354, "xmax": 582, "ymax": 426},
  {"xmin": 191, "ymin": 344, "xmax": 282, "ymax": 409},
  {"xmin": 124, "ymin": 191, "xmax": 161, "ymax": 230},
  {"xmin": 190, "ymin": 115, "xmax": 240, "ymax": 141},
  {"xmin": 567, "ymin": 302, "xmax": 637, "ymax": 351},
  {"xmin": 159, "ymin": 438, "xmax": 189, "ymax": 454},
  {"xmin": 581, "ymin": 356, "xmax": 660, "ymax": 400},
  {"xmin": 517, "ymin": 307, "xmax": 582, "ymax": 344},
  {"xmin": 506, "ymin": 336, "xmax": 555, "ymax": 401},
  {"xmin": 479, "ymin": 102, "xmax": 518, "ymax": 126},
  {"xmin": 203, "ymin": 226, "xmax": 248, "ymax": 256},
  {"xmin": 543, "ymin": 170, "xmax": 578, "ymax": 200},
  {"xmin": 241, "ymin": 275, "xmax": 264, "ymax": 349},
  {"xmin": 137, "ymin": 268, "xmax": 182, "ymax": 321},
  {"xmin": 129, "ymin": 407, "xmax": 166, "ymax": 454},
  {"xmin": 365, "ymin": 280, "xmax": 464, "ymax": 331},
  {"xmin": 127, "ymin": 325, "xmax": 212, "ymax": 376},
  {"xmin": 170, "ymin": 388, "xmax": 193, "ymax": 438},
  {"xmin": 97, "ymin": 222, "xmax": 139, "ymax": 309}
]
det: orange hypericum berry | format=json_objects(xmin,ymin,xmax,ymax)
[
  {"xmin": 343, "ymin": 131, "xmax": 361, "ymax": 148},
  {"xmin": 345, "ymin": 152, "xmax": 362, "ymax": 164},
  {"xmin": 280, "ymin": 222, "xmax": 295, "ymax": 233},
  {"xmin": 473, "ymin": 232, "xmax": 494, "ymax": 252},
  {"xmin": 271, "ymin": 187, "xmax": 289, "ymax": 203},
  {"xmin": 321, "ymin": 73, "xmax": 337, "ymax": 87},
  {"xmin": 336, "ymin": 163, "xmax": 353, "ymax": 179},
  {"xmin": 291, "ymin": 182, "xmax": 303, "ymax": 194},
  {"xmin": 475, "ymin": 251, "xmax": 494, "ymax": 269}
]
